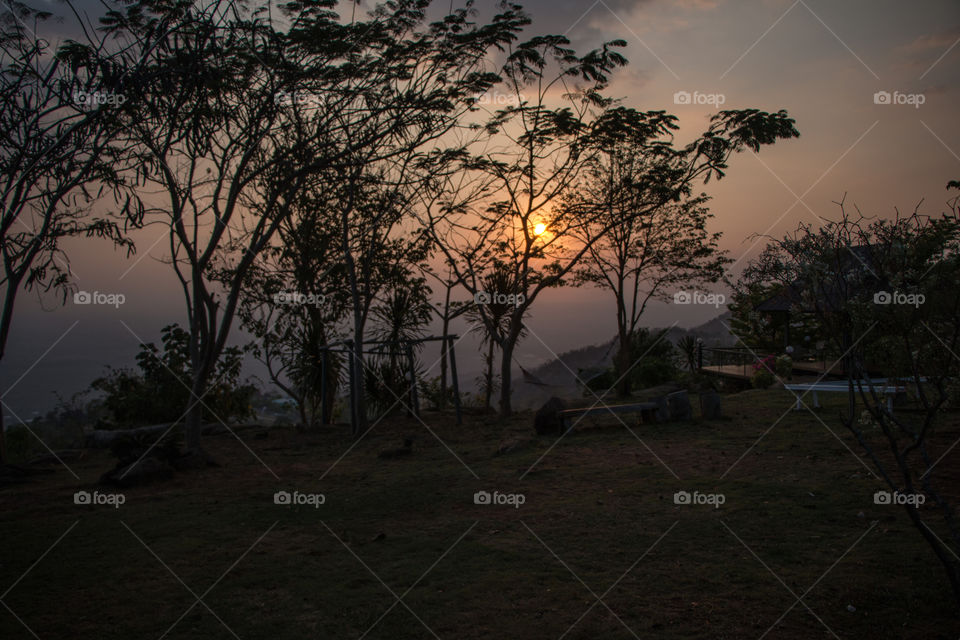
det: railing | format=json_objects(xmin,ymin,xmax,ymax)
[
  {"xmin": 697, "ymin": 346, "xmax": 771, "ymax": 378},
  {"xmin": 697, "ymin": 345, "xmax": 846, "ymax": 378}
]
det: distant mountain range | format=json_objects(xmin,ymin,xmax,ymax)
[{"xmin": 509, "ymin": 311, "xmax": 735, "ymax": 409}]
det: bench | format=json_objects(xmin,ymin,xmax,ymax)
[
  {"xmin": 558, "ymin": 401, "xmax": 661, "ymax": 431},
  {"xmin": 783, "ymin": 380, "xmax": 905, "ymax": 413}
]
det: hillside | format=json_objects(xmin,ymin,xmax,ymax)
[{"xmin": 510, "ymin": 312, "xmax": 736, "ymax": 409}]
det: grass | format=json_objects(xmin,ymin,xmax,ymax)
[{"xmin": 1, "ymin": 389, "xmax": 958, "ymax": 639}]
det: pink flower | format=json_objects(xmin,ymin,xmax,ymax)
[{"xmin": 753, "ymin": 355, "xmax": 775, "ymax": 372}]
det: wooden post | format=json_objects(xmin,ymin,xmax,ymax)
[
  {"xmin": 319, "ymin": 349, "xmax": 329, "ymax": 426},
  {"xmin": 406, "ymin": 343, "xmax": 420, "ymax": 418},
  {"xmin": 448, "ymin": 335, "xmax": 462, "ymax": 425},
  {"xmin": 345, "ymin": 340, "xmax": 358, "ymax": 435}
]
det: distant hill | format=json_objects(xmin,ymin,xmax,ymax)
[{"xmin": 508, "ymin": 312, "xmax": 735, "ymax": 409}]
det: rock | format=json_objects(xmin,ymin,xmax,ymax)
[
  {"xmin": 533, "ymin": 397, "xmax": 567, "ymax": 435},
  {"xmin": 379, "ymin": 438, "xmax": 413, "ymax": 459},
  {"xmin": 101, "ymin": 456, "xmax": 174, "ymax": 487},
  {"xmin": 846, "ymin": 604, "xmax": 856, "ymax": 613},
  {"xmin": 700, "ymin": 392, "xmax": 723, "ymax": 419},
  {"xmin": 85, "ymin": 423, "xmax": 173, "ymax": 449},
  {"xmin": 666, "ymin": 390, "xmax": 692, "ymax": 421},
  {"xmin": 495, "ymin": 437, "xmax": 533, "ymax": 456},
  {"xmin": 28, "ymin": 450, "xmax": 85, "ymax": 465}
]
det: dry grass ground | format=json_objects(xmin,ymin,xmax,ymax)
[{"xmin": 1, "ymin": 389, "xmax": 958, "ymax": 639}]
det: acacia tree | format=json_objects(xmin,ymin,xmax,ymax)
[
  {"xmin": 305, "ymin": 2, "xmax": 527, "ymax": 432},
  {"xmin": 570, "ymin": 135, "xmax": 732, "ymax": 396},
  {"xmin": 740, "ymin": 191, "xmax": 960, "ymax": 606},
  {"xmin": 428, "ymin": 36, "xmax": 800, "ymax": 415},
  {"xmin": 0, "ymin": 3, "xmax": 138, "ymax": 462},
  {"xmin": 94, "ymin": 0, "xmax": 526, "ymax": 453}
]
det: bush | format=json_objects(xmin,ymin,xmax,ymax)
[
  {"xmin": 775, "ymin": 354, "xmax": 793, "ymax": 380},
  {"xmin": 619, "ymin": 329, "xmax": 679, "ymax": 389},
  {"xmin": 91, "ymin": 324, "xmax": 255, "ymax": 429},
  {"xmin": 587, "ymin": 329, "xmax": 680, "ymax": 396},
  {"xmin": 419, "ymin": 375, "xmax": 460, "ymax": 411},
  {"xmin": 751, "ymin": 369, "xmax": 775, "ymax": 389}
]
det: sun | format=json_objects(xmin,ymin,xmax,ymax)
[{"xmin": 533, "ymin": 222, "xmax": 547, "ymax": 237}]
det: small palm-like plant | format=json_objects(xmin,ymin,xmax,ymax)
[{"xmin": 677, "ymin": 335, "xmax": 699, "ymax": 372}]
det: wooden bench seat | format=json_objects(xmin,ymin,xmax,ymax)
[{"xmin": 558, "ymin": 402, "xmax": 660, "ymax": 430}]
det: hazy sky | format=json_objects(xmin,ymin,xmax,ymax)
[{"xmin": 4, "ymin": 0, "xmax": 959, "ymax": 418}]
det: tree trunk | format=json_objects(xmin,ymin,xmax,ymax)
[
  {"xmin": 615, "ymin": 330, "xmax": 632, "ymax": 398},
  {"xmin": 350, "ymin": 330, "xmax": 367, "ymax": 434},
  {"xmin": 483, "ymin": 340, "xmax": 495, "ymax": 409},
  {"xmin": 498, "ymin": 325, "xmax": 522, "ymax": 418},
  {"xmin": 0, "ymin": 404, "xmax": 6, "ymax": 465},
  {"xmin": 902, "ymin": 500, "xmax": 960, "ymax": 608},
  {"xmin": 183, "ymin": 371, "xmax": 206, "ymax": 454},
  {"xmin": 439, "ymin": 287, "xmax": 451, "ymax": 409}
]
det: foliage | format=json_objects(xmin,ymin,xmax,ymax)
[
  {"xmin": 740, "ymin": 193, "xmax": 960, "ymax": 605},
  {"xmin": 92, "ymin": 324, "xmax": 255, "ymax": 429},
  {"xmin": 751, "ymin": 369, "xmax": 775, "ymax": 389},
  {"xmin": 586, "ymin": 328, "xmax": 679, "ymax": 394},
  {"xmin": 419, "ymin": 375, "xmax": 460, "ymax": 411},
  {"xmin": 752, "ymin": 354, "xmax": 775, "ymax": 373},
  {"xmin": 775, "ymin": 354, "xmax": 793, "ymax": 379}
]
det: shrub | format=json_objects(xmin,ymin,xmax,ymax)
[
  {"xmin": 775, "ymin": 354, "xmax": 793, "ymax": 379},
  {"xmin": 91, "ymin": 324, "xmax": 255, "ymax": 428},
  {"xmin": 419, "ymin": 375, "xmax": 460, "ymax": 411},
  {"xmin": 751, "ymin": 369, "xmax": 775, "ymax": 389}
]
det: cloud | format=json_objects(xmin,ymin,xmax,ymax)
[
  {"xmin": 899, "ymin": 26, "xmax": 960, "ymax": 53},
  {"xmin": 675, "ymin": 0, "xmax": 719, "ymax": 10}
]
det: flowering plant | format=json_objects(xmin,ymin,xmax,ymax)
[{"xmin": 753, "ymin": 354, "xmax": 775, "ymax": 373}]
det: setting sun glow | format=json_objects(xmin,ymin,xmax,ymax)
[{"xmin": 533, "ymin": 222, "xmax": 547, "ymax": 236}]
